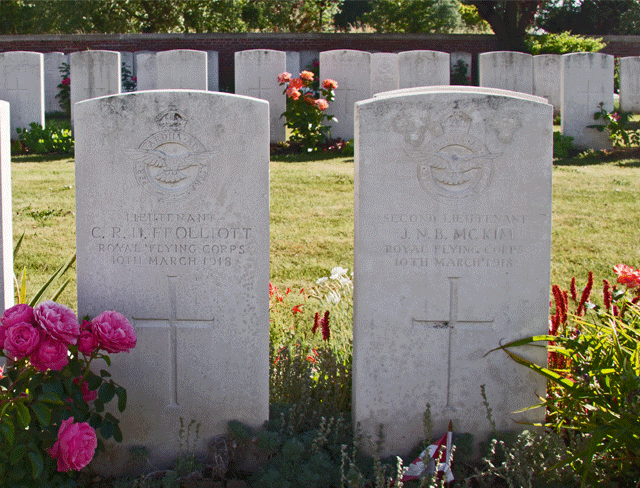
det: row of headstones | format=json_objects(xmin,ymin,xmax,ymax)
[
  {"xmin": 0, "ymin": 84, "xmax": 552, "ymax": 474},
  {"xmin": 2, "ymin": 49, "xmax": 638, "ymax": 148}
]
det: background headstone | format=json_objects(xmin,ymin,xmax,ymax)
[
  {"xmin": 0, "ymin": 51, "xmax": 45, "ymax": 138},
  {"xmin": 0, "ymin": 100, "xmax": 13, "ymax": 311},
  {"xmin": 533, "ymin": 54, "xmax": 561, "ymax": 115},
  {"xmin": 354, "ymin": 87, "xmax": 552, "ymax": 456},
  {"xmin": 398, "ymin": 50, "xmax": 450, "ymax": 88},
  {"xmin": 157, "ymin": 50, "xmax": 208, "ymax": 90},
  {"xmin": 75, "ymin": 90, "xmax": 269, "ymax": 473},
  {"xmin": 235, "ymin": 49, "xmax": 286, "ymax": 142},
  {"xmin": 479, "ymin": 51, "xmax": 533, "ymax": 94},
  {"xmin": 619, "ymin": 56, "xmax": 640, "ymax": 113},
  {"xmin": 561, "ymin": 52, "xmax": 614, "ymax": 150},
  {"xmin": 134, "ymin": 51, "xmax": 157, "ymax": 91},
  {"xmin": 371, "ymin": 53, "xmax": 399, "ymax": 95},
  {"xmin": 320, "ymin": 49, "xmax": 371, "ymax": 141},
  {"xmin": 286, "ymin": 51, "xmax": 301, "ymax": 78},
  {"xmin": 44, "ymin": 52, "xmax": 68, "ymax": 113},
  {"xmin": 70, "ymin": 50, "xmax": 121, "ymax": 121},
  {"xmin": 300, "ymin": 51, "xmax": 319, "ymax": 72},
  {"xmin": 450, "ymin": 52, "xmax": 472, "ymax": 85},
  {"xmin": 207, "ymin": 51, "xmax": 219, "ymax": 92}
]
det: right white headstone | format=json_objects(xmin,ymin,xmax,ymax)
[
  {"xmin": 0, "ymin": 51, "xmax": 45, "ymax": 138},
  {"xmin": 479, "ymin": 51, "xmax": 533, "ymax": 94},
  {"xmin": 354, "ymin": 87, "xmax": 552, "ymax": 456},
  {"xmin": 0, "ymin": 101, "xmax": 13, "ymax": 311},
  {"xmin": 234, "ymin": 49, "xmax": 286, "ymax": 142},
  {"xmin": 320, "ymin": 49, "xmax": 371, "ymax": 141},
  {"xmin": 44, "ymin": 52, "xmax": 68, "ymax": 113},
  {"xmin": 157, "ymin": 50, "xmax": 208, "ymax": 90},
  {"xmin": 70, "ymin": 50, "xmax": 121, "ymax": 121},
  {"xmin": 135, "ymin": 51, "xmax": 157, "ymax": 91},
  {"xmin": 398, "ymin": 50, "xmax": 450, "ymax": 88},
  {"xmin": 533, "ymin": 54, "xmax": 561, "ymax": 115},
  {"xmin": 371, "ymin": 53, "xmax": 399, "ymax": 95},
  {"xmin": 619, "ymin": 56, "xmax": 640, "ymax": 113},
  {"xmin": 561, "ymin": 52, "xmax": 614, "ymax": 150}
]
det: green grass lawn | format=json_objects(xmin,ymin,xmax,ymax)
[{"xmin": 10, "ymin": 148, "xmax": 640, "ymax": 310}]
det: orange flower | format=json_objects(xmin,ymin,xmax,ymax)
[
  {"xmin": 278, "ymin": 71, "xmax": 292, "ymax": 84},
  {"xmin": 322, "ymin": 79, "xmax": 338, "ymax": 90},
  {"xmin": 292, "ymin": 304, "xmax": 303, "ymax": 315},
  {"xmin": 286, "ymin": 87, "xmax": 301, "ymax": 100},
  {"xmin": 300, "ymin": 70, "xmax": 314, "ymax": 81},
  {"xmin": 614, "ymin": 263, "xmax": 640, "ymax": 288},
  {"xmin": 315, "ymin": 98, "xmax": 329, "ymax": 111},
  {"xmin": 303, "ymin": 94, "xmax": 315, "ymax": 105},
  {"xmin": 289, "ymin": 77, "xmax": 303, "ymax": 89}
]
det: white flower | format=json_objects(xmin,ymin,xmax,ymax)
[
  {"xmin": 326, "ymin": 290, "xmax": 341, "ymax": 304},
  {"xmin": 316, "ymin": 277, "xmax": 328, "ymax": 285},
  {"xmin": 330, "ymin": 266, "xmax": 349, "ymax": 280}
]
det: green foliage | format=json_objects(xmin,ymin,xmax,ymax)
[
  {"xmin": 457, "ymin": 3, "xmax": 491, "ymax": 32},
  {"xmin": 16, "ymin": 123, "xmax": 74, "ymax": 155},
  {"xmin": 121, "ymin": 62, "xmax": 136, "ymax": 93},
  {"xmin": 56, "ymin": 62, "xmax": 70, "ymax": 116},
  {"xmin": 361, "ymin": 0, "xmax": 461, "ymax": 33},
  {"xmin": 279, "ymin": 71, "xmax": 338, "ymax": 153},
  {"xmin": 241, "ymin": 0, "xmax": 342, "ymax": 32},
  {"xmin": 591, "ymin": 102, "xmax": 640, "ymax": 148},
  {"xmin": 526, "ymin": 31, "xmax": 606, "ymax": 55},
  {"xmin": 450, "ymin": 59, "xmax": 471, "ymax": 85},
  {"xmin": 553, "ymin": 131, "xmax": 575, "ymax": 159}
]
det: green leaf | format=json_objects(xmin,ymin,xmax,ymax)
[
  {"xmin": 15, "ymin": 402, "xmax": 31, "ymax": 429},
  {"xmin": 30, "ymin": 402, "xmax": 51, "ymax": 426},
  {"xmin": 38, "ymin": 391, "xmax": 64, "ymax": 405},
  {"xmin": 99, "ymin": 369, "xmax": 112, "ymax": 378},
  {"xmin": 116, "ymin": 387, "xmax": 127, "ymax": 412},
  {"xmin": 28, "ymin": 252, "xmax": 76, "ymax": 307},
  {"xmin": 9, "ymin": 444, "xmax": 27, "ymax": 465},
  {"xmin": 42, "ymin": 381, "xmax": 65, "ymax": 397},
  {"xmin": 100, "ymin": 420, "xmax": 114, "ymax": 440},
  {"xmin": 27, "ymin": 450, "xmax": 44, "ymax": 479},
  {"xmin": 98, "ymin": 382, "xmax": 116, "ymax": 404},
  {"xmin": 94, "ymin": 398, "xmax": 104, "ymax": 413},
  {"xmin": 113, "ymin": 423, "xmax": 123, "ymax": 443},
  {"xmin": 0, "ymin": 421, "xmax": 15, "ymax": 445},
  {"xmin": 87, "ymin": 372, "xmax": 103, "ymax": 390}
]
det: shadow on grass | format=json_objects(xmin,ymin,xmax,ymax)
[
  {"xmin": 554, "ymin": 147, "xmax": 640, "ymax": 168},
  {"xmin": 12, "ymin": 153, "xmax": 73, "ymax": 164},
  {"xmin": 271, "ymin": 150, "xmax": 353, "ymax": 164}
]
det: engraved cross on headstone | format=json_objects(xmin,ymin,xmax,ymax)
[
  {"xmin": 6, "ymin": 73, "xmax": 28, "ymax": 100},
  {"xmin": 412, "ymin": 276, "xmax": 494, "ymax": 407},
  {"xmin": 249, "ymin": 76, "xmax": 274, "ymax": 100},
  {"xmin": 132, "ymin": 275, "xmax": 214, "ymax": 408}
]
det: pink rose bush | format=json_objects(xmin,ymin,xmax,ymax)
[
  {"xmin": 0, "ymin": 301, "xmax": 135, "ymax": 484},
  {"xmin": 278, "ymin": 65, "xmax": 338, "ymax": 152}
]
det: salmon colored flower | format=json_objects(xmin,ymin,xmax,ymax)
[
  {"xmin": 300, "ymin": 70, "xmax": 314, "ymax": 81},
  {"xmin": 315, "ymin": 99, "xmax": 329, "ymax": 111},
  {"xmin": 322, "ymin": 79, "xmax": 338, "ymax": 90},
  {"xmin": 614, "ymin": 263, "xmax": 640, "ymax": 288},
  {"xmin": 292, "ymin": 304, "xmax": 303, "ymax": 315},
  {"xmin": 303, "ymin": 94, "xmax": 315, "ymax": 105},
  {"xmin": 286, "ymin": 87, "xmax": 301, "ymax": 100},
  {"xmin": 289, "ymin": 77, "xmax": 303, "ymax": 90},
  {"xmin": 278, "ymin": 71, "xmax": 292, "ymax": 84}
]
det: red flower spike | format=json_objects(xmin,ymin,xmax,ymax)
[
  {"xmin": 576, "ymin": 271, "xmax": 594, "ymax": 316},
  {"xmin": 312, "ymin": 312, "xmax": 320, "ymax": 335},
  {"xmin": 321, "ymin": 311, "xmax": 330, "ymax": 341},
  {"xmin": 603, "ymin": 279, "xmax": 612, "ymax": 310},
  {"xmin": 570, "ymin": 277, "xmax": 577, "ymax": 302}
]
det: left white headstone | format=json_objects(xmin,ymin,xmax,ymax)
[
  {"xmin": 479, "ymin": 51, "xmax": 533, "ymax": 94},
  {"xmin": 0, "ymin": 100, "xmax": 13, "ymax": 311},
  {"xmin": 70, "ymin": 50, "xmax": 121, "ymax": 121}
]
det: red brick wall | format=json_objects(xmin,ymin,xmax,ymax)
[{"xmin": 0, "ymin": 33, "xmax": 637, "ymax": 90}]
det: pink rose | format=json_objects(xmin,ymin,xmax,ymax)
[
  {"xmin": 62, "ymin": 77, "xmax": 70, "ymax": 85},
  {"xmin": 613, "ymin": 263, "xmax": 640, "ymax": 289},
  {"xmin": 315, "ymin": 98, "xmax": 329, "ymax": 111},
  {"xmin": 1, "ymin": 303, "xmax": 35, "ymax": 347},
  {"xmin": 73, "ymin": 378, "xmax": 98, "ymax": 403},
  {"xmin": 77, "ymin": 320, "xmax": 98, "ymax": 356},
  {"xmin": 288, "ymin": 77, "xmax": 303, "ymax": 90},
  {"xmin": 92, "ymin": 311, "xmax": 137, "ymax": 353},
  {"xmin": 277, "ymin": 71, "xmax": 292, "ymax": 84},
  {"xmin": 31, "ymin": 338, "xmax": 69, "ymax": 372},
  {"xmin": 4, "ymin": 322, "xmax": 40, "ymax": 360},
  {"xmin": 34, "ymin": 301, "xmax": 80, "ymax": 345},
  {"xmin": 286, "ymin": 87, "xmax": 301, "ymax": 101},
  {"xmin": 322, "ymin": 79, "xmax": 338, "ymax": 90},
  {"xmin": 50, "ymin": 417, "xmax": 97, "ymax": 472},
  {"xmin": 300, "ymin": 70, "xmax": 314, "ymax": 82}
]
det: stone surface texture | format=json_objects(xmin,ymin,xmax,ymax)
[
  {"xmin": 398, "ymin": 50, "xmax": 450, "ymax": 88},
  {"xmin": 70, "ymin": 50, "xmax": 121, "ymax": 121},
  {"xmin": 74, "ymin": 90, "xmax": 269, "ymax": 474},
  {"xmin": 135, "ymin": 51, "xmax": 157, "ymax": 91},
  {"xmin": 0, "ymin": 51, "xmax": 45, "ymax": 138},
  {"xmin": 208, "ymin": 51, "xmax": 219, "ymax": 92},
  {"xmin": 561, "ymin": 52, "xmax": 614, "ymax": 150},
  {"xmin": 354, "ymin": 88, "xmax": 552, "ymax": 456},
  {"xmin": 0, "ymin": 100, "xmax": 13, "ymax": 311},
  {"xmin": 479, "ymin": 51, "xmax": 533, "ymax": 94},
  {"xmin": 157, "ymin": 50, "xmax": 208, "ymax": 90},
  {"xmin": 619, "ymin": 56, "xmax": 640, "ymax": 113},
  {"xmin": 320, "ymin": 49, "xmax": 371, "ymax": 141},
  {"xmin": 371, "ymin": 53, "xmax": 400, "ymax": 95},
  {"xmin": 234, "ymin": 49, "xmax": 286, "ymax": 142},
  {"xmin": 533, "ymin": 54, "xmax": 561, "ymax": 114}
]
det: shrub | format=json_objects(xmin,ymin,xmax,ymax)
[
  {"xmin": 121, "ymin": 62, "xmax": 137, "ymax": 93},
  {"xmin": 15, "ymin": 122, "xmax": 74, "ymax": 155},
  {"xmin": 526, "ymin": 31, "xmax": 606, "ymax": 55},
  {"xmin": 56, "ymin": 62, "xmax": 70, "ymax": 116},
  {"xmin": 553, "ymin": 131, "xmax": 575, "ymax": 159},
  {"xmin": 590, "ymin": 102, "xmax": 640, "ymax": 148},
  {"xmin": 450, "ymin": 59, "xmax": 471, "ymax": 85}
]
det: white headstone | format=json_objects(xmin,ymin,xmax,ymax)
[
  {"xmin": 0, "ymin": 101, "xmax": 13, "ymax": 311},
  {"xmin": 235, "ymin": 49, "xmax": 286, "ymax": 142},
  {"xmin": 207, "ymin": 51, "xmax": 219, "ymax": 92},
  {"xmin": 450, "ymin": 52, "xmax": 472, "ymax": 85},
  {"xmin": 157, "ymin": 50, "xmax": 208, "ymax": 91},
  {"xmin": 0, "ymin": 51, "xmax": 45, "ymax": 138},
  {"xmin": 398, "ymin": 50, "xmax": 450, "ymax": 88},
  {"xmin": 479, "ymin": 51, "xmax": 533, "ymax": 94},
  {"xmin": 354, "ymin": 87, "xmax": 552, "ymax": 456},
  {"xmin": 319, "ymin": 49, "xmax": 371, "ymax": 141},
  {"xmin": 70, "ymin": 50, "xmax": 121, "ymax": 121},
  {"xmin": 371, "ymin": 53, "xmax": 399, "ymax": 95},
  {"xmin": 286, "ymin": 51, "xmax": 301, "ymax": 78},
  {"xmin": 561, "ymin": 52, "xmax": 614, "ymax": 150},
  {"xmin": 74, "ymin": 90, "xmax": 269, "ymax": 473},
  {"xmin": 120, "ymin": 52, "xmax": 135, "ymax": 92},
  {"xmin": 44, "ymin": 52, "xmax": 68, "ymax": 113},
  {"xmin": 134, "ymin": 51, "xmax": 157, "ymax": 91},
  {"xmin": 619, "ymin": 56, "xmax": 640, "ymax": 113},
  {"xmin": 533, "ymin": 54, "xmax": 561, "ymax": 114}
]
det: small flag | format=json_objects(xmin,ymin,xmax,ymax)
[{"xmin": 401, "ymin": 421, "xmax": 454, "ymax": 483}]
